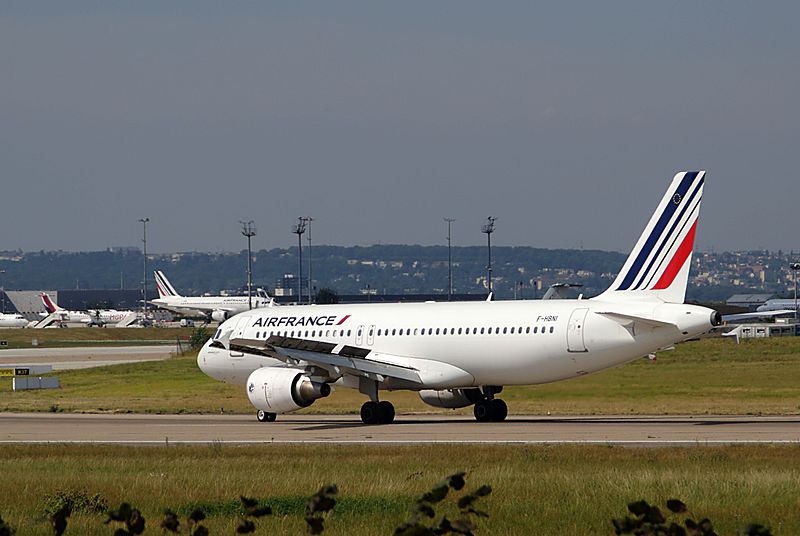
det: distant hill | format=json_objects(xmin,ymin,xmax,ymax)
[{"xmin": 0, "ymin": 246, "xmax": 783, "ymax": 303}]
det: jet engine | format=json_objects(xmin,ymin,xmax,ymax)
[
  {"xmin": 419, "ymin": 388, "xmax": 483, "ymax": 409},
  {"xmin": 246, "ymin": 368, "xmax": 331, "ymax": 414},
  {"xmin": 211, "ymin": 310, "xmax": 230, "ymax": 322}
]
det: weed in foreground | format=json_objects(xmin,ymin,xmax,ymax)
[{"xmin": 612, "ymin": 498, "xmax": 773, "ymax": 536}]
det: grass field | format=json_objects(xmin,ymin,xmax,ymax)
[
  {"xmin": 0, "ymin": 444, "xmax": 797, "ymax": 535},
  {"xmin": 1, "ymin": 337, "xmax": 800, "ymax": 415},
  {"xmin": 0, "ymin": 327, "xmax": 196, "ymax": 348}
]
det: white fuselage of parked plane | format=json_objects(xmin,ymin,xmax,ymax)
[
  {"xmin": 0, "ymin": 313, "xmax": 30, "ymax": 328},
  {"xmin": 199, "ymin": 298, "xmax": 716, "ymax": 388},
  {"xmin": 757, "ymin": 299, "xmax": 800, "ymax": 313},
  {"xmin": 151, "ymin": 295, "xmax": 271, "ymax": 318}
]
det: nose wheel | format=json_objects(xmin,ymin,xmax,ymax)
[
  {"xmin": 473, "ymin": 399, "xmax": 508, "ymax": 422},
  {"xmin": 360, "ymin": 400, "xmax": 395, "ymax": 425},
  {"xmin": 256, "ymin": 410, "xmax": 277, "ymax": 422}
]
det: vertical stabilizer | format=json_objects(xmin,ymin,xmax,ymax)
[
  {"xmin": 596, "ymin": 171, "xmax": 705, "ymax": 304},
  {"xmin": 154, "ymin": 271, "xmax": 182, "ymax": 299},
  {"xmin": 41, "ymin": 292, "xmax": 63, "ymax": 313}
]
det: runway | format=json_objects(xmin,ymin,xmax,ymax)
[
  {"xmin": 0, "ymin": 345, "xmax": 174, "ymax": 370},
  {"xmin": 1, "ymin": 413, "xmax": 799, "ymax": 445}
]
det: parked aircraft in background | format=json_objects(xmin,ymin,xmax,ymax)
[
  {"xmin": 199, "ymin": 170, "xmax": 721, "ymax": 425},
  {"xmin": 150, "ymin": 270, "xmax": 274, "ymax": 322},
  {"xmin": 756, "ymin": 299, "xmax": 799, "ymax": 314},
  {"xmin": 39, "ymin": 293, "xmax": 139, "ymax": 327},
  {"xmin": 0, "ymin": 313, "xmax": 30, "ymax": 328}
]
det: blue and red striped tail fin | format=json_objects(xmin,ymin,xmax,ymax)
[
  {"xmin": 154, "ymin": 270, "xmax": 181, "ymax": 299},
  {"xmin": 597, "ymin": 171, "xmax": 705, "ymax": 304}
]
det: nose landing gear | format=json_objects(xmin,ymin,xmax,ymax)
[{"xmin": 256, "ymin": 410, "xmax": 277, "ymax": 422}]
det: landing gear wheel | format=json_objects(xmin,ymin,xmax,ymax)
[
  {"xmin": 360, "ymin": 401, "xmax": 380, "ymax": 425},
  {"xmin": 473, "ymin": 399, "xmax": 508, "ymax": 422},
  {"xmin": 473, "ymin": 401, "xmax": 492, "ymax": 423},
  {"xmin": 489, "ymin": 399, "xmax": 508, "ymax": 422},
  {"xmin": 377, "ymin": 401, "xmax": 395, "ymax": 424},
  {"xmin": 256, "ymin": 410, "xmax": 277, "ymax": 423}
]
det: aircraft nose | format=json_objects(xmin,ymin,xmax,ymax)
[{"xmin": 197, "ymin": 338, "xmax": 215, "ymax": 377}]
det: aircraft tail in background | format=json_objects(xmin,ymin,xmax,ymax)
[{"xmin": 154, "ymin": 271, "xmax": 182, "ymax": 299}]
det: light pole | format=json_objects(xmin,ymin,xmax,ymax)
[
  {"xmin": 240, "ymin": 221, "xmax": 256, "ymax": 310},
  {"xmin": 0, "ymin": 269, "xmax": 5, "ymax": 314},
  {"xmin": 139, "ymin": 218, "xmax": 149, "ymax": 318},
  {"xmin": 303, "ymin": 216, "xmax": 314, "ymax": 304},
  {"xmin": 791, "ymin": 262, "xmax": 800, "ymax": 322},
  {"xmin": 444, "ymin": 218, "xmax": 455, "ymax": 300},
  {"xmin": 481, "ymin": 217, "xmax": 497, "ymax": 295},
  {"xmin": 292, "ymin": 218, "xmax": 307, "ymax": 303}
]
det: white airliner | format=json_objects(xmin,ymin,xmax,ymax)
[
  {"xmin": 150, "ymin": 271, "xmax": 274, "ymax": 322},
  {"xmin": 757, "ymin": 299, "xmax": 799, "ymax": 314},
  {"xmin": 0, "ymin": 313, "xmax": 30, "ymax": 328},
  {"xmin": 38, "ymin": 293, "xmax": 139, "ymax": 327},
  {"xmin": 198, "ymin": 171, "xmax": 720, "ymax": 425}
]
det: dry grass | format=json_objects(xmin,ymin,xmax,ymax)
[
  {"xmin": 2, "ymin": 337, "xmax": 800, "ymax": 416},
  {"xmin": 0, "ymin": 444, "xmax": 798, "ymax": 534},
  {"xmin": 0, "ymin": 327, "xmax": 195, "ymax": 348}
]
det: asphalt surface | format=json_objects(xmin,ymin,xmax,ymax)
[
  {"xmin": 0, "ymin": 345, "xmax": 174, "ymax": 370},
  {"xmin": 1, "ymin": 413, "xmax": 799, "ymax": 445}
]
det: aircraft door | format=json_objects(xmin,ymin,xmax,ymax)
[
  {"xmin": 356, "ymin": 325, "xmax": 365, "ymax": 346},
  {"xmin": 229, "ymin": 315, "xmax": 249, "ymax": 358},
  {"xmin": 367, "ymin": 325, "xmax": 375, "ymax": 346},
  {"xmin": 566, "ymin": 308, "xmax": 588, "ymax": 352}
]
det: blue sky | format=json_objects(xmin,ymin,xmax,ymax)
[{"xmin": 2, "ymin": 2, "xmax": 798, "ymax": 253}]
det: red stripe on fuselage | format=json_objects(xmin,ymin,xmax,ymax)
[
  {"xmin": 651, "ymin": 220, "xmax": 697, "ymax": 290},
  {"xmin": 336, "ymin": 314, "xmax": 351, "ymax": 325}
]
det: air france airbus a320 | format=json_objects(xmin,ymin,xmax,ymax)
[{"xmin": 199, "ymin": 171, "xmax": 720, "ymax": 424}]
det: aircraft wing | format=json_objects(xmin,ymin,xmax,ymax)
[
  {"xmin": 229, "ymin": 334, "xmax": 423, "ymax": 384},
  {"xmin": 722, "ymin": 310, "xmax": 796, "ymax": 323}
]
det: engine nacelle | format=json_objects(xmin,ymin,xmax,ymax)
[
  {"xmin": 211, "ymin": 310, "xmax": 230, "ymax": 322},
  {"xmin": 246, "ymin": 368, "xmax": 331, "ymax": 414},
  {"xmin": 419, "ymin": 388, "xmax": 482, "ymax": 409}
]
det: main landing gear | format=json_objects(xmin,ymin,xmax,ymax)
[
  {"xmin": 360, "ymin": 400, "xmax": 395, "ymax": 425},
  {"xmin": 473, "ymin": 398, "xmax": 508, "ymax": 422},
  {"xmin": 256, "ymin": 410, "xmax": 277, "ymax": 422},
  {"xmin": 472, "ymin": 386, "xmax": 507, "ymax": 423}
]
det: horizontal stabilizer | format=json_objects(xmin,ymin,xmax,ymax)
[{"xmin": 595, "ymin": 311, "xmax": 678, "ymax": 329}]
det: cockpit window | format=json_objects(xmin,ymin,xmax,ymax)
[{"xmin": 214, "ymin": 329, "xmax": 222, "ymax": 340}]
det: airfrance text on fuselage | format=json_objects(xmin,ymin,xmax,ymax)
[{"xmin": 252, "ymin": 314, "xmax": 350, "ymax": 328}]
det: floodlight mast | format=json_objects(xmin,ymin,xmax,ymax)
[
  {"xmin": 791, "ymin": 262, "xmax": 800, "ymax": 322},
  {"xmin": 481, "ymin": 216, "xmax": 497, "ymax": 294},
  {"xmin": 240, "ymin": 220, "xmax": 256, "ymax": 310},
  {"xmin": 303, "ymin": 216, "xmax": 314, "ymax": 304},
  {"xmin": 444, "ymin": 218, "xmax": 455, "ymax": 300},
  {"xmin": 139, "ymin": 218, "xmax": 150, "ymax": 319},
  {"xmin": 292, "ymin": 218, "xmax": 307, "ymax": 304},
  {"xmin": 0, "ymin": 269, "xmax": 6, "ymax": 314}
]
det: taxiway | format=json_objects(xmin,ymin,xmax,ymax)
[{"xmin": 1, "ymin": 413, "xmax": 798, "ymax": 445}]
